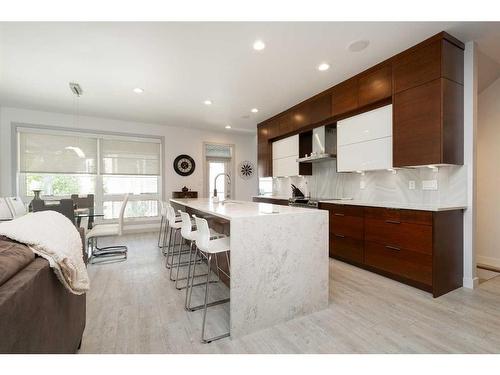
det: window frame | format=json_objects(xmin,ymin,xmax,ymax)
[{"xmin": 13, "ymin": 123, "xmax": 165, "ymax": 223}]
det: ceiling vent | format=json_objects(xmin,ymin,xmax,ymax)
[{"xmin": 69, "ymin": 82, "xmax": 83, "ymax": 97}]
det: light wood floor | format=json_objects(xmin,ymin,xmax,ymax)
[{"xmin": 79, "ymin": 233, "xmax": 500, "ymax": 354}]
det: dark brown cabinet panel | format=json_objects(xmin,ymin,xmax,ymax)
[
  {"xmin": 393, "ymin": 78, "xmax": 463, "ymax": 167},
  {"xmin": 331, "ymin": 78, "xmax": 358, "ymax": 117},
  {"xmin": 358, "ymin": 65, "xmax": 392, "ymax": 107},
  {"xmin": 257, "ymin": 125, "xmax": 271, "ymax": 177},
  {"xmin": 364, "ymin": 241, "xmax": 432, "ymax": 287},
  {"xmin": 393, "ymin": 40, "xmax": 441, "ymax": 93},
  {"xmin": 331, "ymin": 236, "xmax": 364, "ymax": 264},
  {"xmin": 331, "ymin": 215, "xmax": 364, "ymax": 240},
  {"xmin": 393, "ymin": 39, "xmax": 464, "ymax": 93},
  {"xmin": 321, "ymin": 202, "xmax": 463, "ymax": 297},
  {"xmin": 393, "ymin": 79, "xmax": 442, "ymax": 167},
  {"xmin": 309, "ymin": 94, "xmax": 332, "ymax": 124},
  {"xmin": 365, "ymin": 218, "xmax": 433, "ymax": 255}
]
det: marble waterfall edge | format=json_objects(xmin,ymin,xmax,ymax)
[{"xmin": 229, "ymin": 209, "xmax": 329, "ymax": 338}]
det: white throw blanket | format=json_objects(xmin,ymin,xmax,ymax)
[{"xmin": 0, "ymin": 211, "xmax": 89, "ymax": 294}]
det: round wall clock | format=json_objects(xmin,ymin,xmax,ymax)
[
  {"xmin": 173, "ymin": 154, "xmax": 196, "ymax": 176},
  {"xmin": 238, "ymin": 160, "xmax": 254, "ymax": 180}
]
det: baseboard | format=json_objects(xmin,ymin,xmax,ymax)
[
  {"xmin": 477, "ymin": 255, "xmax": 500, "ymax": 270},
  {"xmin": 463, "ymin": 276, "xmax": 479, "ymax": 289}
]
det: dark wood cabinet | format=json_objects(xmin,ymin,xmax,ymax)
[
  {"xmin": 331, "ymin": 78, "xmax": 358, "ymax": 117},
  {"xmin": 358, "ymin": 64, "xmax": 392, "ymax": 107},
  {"xmin": 257, "ymin": 31, "xmax": 465, "ymax": 174},
  {"xmin": 257, "ymin": 125, "xmax": 271, "ymax": 177},
  {"xmin": 320, "ymin": 203, "xmax": 364, "ymax": 264},
  {"xmin": 393, "ymin": 38, "xmax": 464, "ymax": 94},
  {"xmin": 393, "ymin": 78, "xmax": 463, "ymax": 166},
  {"xmin": 320, "ymin": 202, "xmax": 463, "ymax": 297}
]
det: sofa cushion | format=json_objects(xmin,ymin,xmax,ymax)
[{"xmin": 0, "ymin": 236, "xmax": 35, "ymax": 286}]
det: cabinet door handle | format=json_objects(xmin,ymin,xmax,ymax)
[
  {"xmin": 385, "ymin": 245, "xmax": 401, "ymax": 251},
  {"xmin": 385, "ymin": 220, "xmax": 401, "ymax": 224},
  {"xmin": 334, "ymin": 234, "xmax": 345, "ymax": 238},
  {"xmin": 334, "ymin": 213, "xmax": 345, "ymax": 216}
]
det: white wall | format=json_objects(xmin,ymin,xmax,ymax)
[
  {"xmin": 0, "ymin": 106, "xmax": 258, "ymax": 201},
  {"xmin": 477, "ymin": 76, "xmax": 500, "ymax": 268}
]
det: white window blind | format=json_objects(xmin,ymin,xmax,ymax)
[
  {"xmin": 100, "ymin": 139, "xmax": 161, "ymax": 176},
  {"xmin": 19, "ymin": 131, "xmax": 97, "ymax": 174}
]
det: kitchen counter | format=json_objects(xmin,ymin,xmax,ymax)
[
  {"xmin": 170, "ymin": 198, "xmax": 314, "ymax": 220},
  {"xmin": 252, "ymin": 195, "xmax": 466, "ymax": 212},
  {"xmin": 170, "ymin": 198, "xmax": 329, "ymax": 338},
  {"xmin": 318, "ymin": 199, "xmax": 466, "ymax": 212}
]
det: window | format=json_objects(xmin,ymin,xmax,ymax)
[
  {"xmin": 204, "ymin": 143, "xmax": 233, "ymax": 199},
  {"xmin": 17, "ymin": 127, "xmax": 162, "ymax": 220}
]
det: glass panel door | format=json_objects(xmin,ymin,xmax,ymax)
[{"xmin": 208, "ymin": 160, "xmax": 231, "ymax": 199}]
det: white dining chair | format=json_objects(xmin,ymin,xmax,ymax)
[{"xmin": 86, "ymin": 194, "xmax": 129, "ymax": 264}]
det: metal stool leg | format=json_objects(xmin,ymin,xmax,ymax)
[
  {"xmin": 201, "ymin": 253, "xmax": 230, "ymax": 343},
  {"xmin": 157, "ymin": 216, "xmax": 165, "ymax": 248}
]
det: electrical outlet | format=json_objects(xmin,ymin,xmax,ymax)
[
  {"xmin": 360, "ymin": 180, "xmax": 366, "ymax": 189},
  {"xmin": 422, "ymin": 180, "xmax": 438, "ymax": 190},
  {"xmin": 408, "ymin": 180, "xmax": 416, "ymax": 190}
]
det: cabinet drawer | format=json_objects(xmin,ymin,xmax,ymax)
[
  {"xmin": 365, "ymin": 218, "xmax": 432, "ymax": 254},
  {"xmin": 328, "ymin": 204, "xmax": 364, "ymax": 217},
  {"xmin": 331, "ymin": 214, "xmax": 364, "ymax": 240},
  {"xmin": 365, "ymin": 241, "xmax": 432, "ymax": 286},
  {"xmin": 364, "ymin": 207, "xmax": 432, "ymax": 226},
  {"xmin": 330, "ymin": 236, "xmax": 364, "ymax": 264}
]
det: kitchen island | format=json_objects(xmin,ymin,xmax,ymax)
[{"xmin": 170, "ymin": 198, "xmax": 329, "ymax": 338}]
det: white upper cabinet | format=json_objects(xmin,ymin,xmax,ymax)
[
  {"xmin": 337, "ymin": 104, "xmax": 393, "ymax": 172},
  {"xmin": 272, "ymin": 135, "xmax": 299, "ymax": 177}
]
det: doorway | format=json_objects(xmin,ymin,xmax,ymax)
[{"xmin": 203, "ymin": 143, "xmax": 234, "ymax": 199}]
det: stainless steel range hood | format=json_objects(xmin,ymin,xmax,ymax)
[{"xmin": 296, "ymin": 126, "xmax": 336, "ymax": 163}]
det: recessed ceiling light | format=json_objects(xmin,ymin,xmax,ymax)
[
  {"xmin": 204, "ymin": 99, "xmax": 213, "ymax": 105},
  {"xmin": 225, "ymin": 125, "xmax": 232, "ymax": 129},
  {"xmin": 347, "ymin": 40, "xmax": 370, "ymax": 52},
  {"xmin": 133, "ymin": 87, "xmax": 144, "ymax": 94},
  {"xmin": 317, "ymin": 63, "xmax": 330, "ymax": 72},
  {"xmin": 253, "ymin": 40, "xmax": 266, "ymax": 51},
  {"xmin": 251, "ymin": 108, "xmax": 259, "ymax": 113}
]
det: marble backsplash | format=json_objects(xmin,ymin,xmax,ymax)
[{"xmin": 271, "ymin": 159, "xmax": 467, "ymax": 207}]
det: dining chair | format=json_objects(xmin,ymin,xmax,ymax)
[
  {"xmin": 32, "ymin": 199, "xmax": 75, "ymax": 223},
  {"xmin": 0, "ymin": 198, "xmax": 14, "ymax": 221},
  {"xmin": 71, "ymin": 194, "xmax": 95, "ymax": 229},
  {"xmin": 6, "ymin": 197, "xmax": 27, "ymax": 218},
  {"xmin": 85, "ymin": 194, "xmax": 129, "ymax": 264}
]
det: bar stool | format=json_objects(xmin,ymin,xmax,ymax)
[
  {"xmin": 188, "ymin": 215, "xmax": 230, "ymax": 343},
  {"xmin": 174, "ymin": 210, "xmax": 223, "ymax": 290},
  {"xmin": 163, "ymin": 205, "xmax": 183, "ymax": 269},
  {"xmin": 157, "ymin": 201, "xmax": 168, "ymax": 248}
]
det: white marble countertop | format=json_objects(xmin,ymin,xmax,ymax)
[
  {"xmin": 252, "ymin": 195, "xmax": 466, "ymax": 212},
  {"xmin": 170, "ymin": 198, "xmax": 322, "ymax": 220}
]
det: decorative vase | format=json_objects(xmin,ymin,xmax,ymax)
[{"xmin": 28, "ymin": 190, "xmax": 42, "ymax": 212}]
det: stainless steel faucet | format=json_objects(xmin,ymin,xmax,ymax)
[{"xmin": 213, "ymin": 173, "xmax": 231, "ymax": 199}]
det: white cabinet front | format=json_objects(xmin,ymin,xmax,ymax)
[
  {"xmin": 337, "ymin": 137, "xmax": 392, "ymax": 172},
  {"xmin": 273, "ymin": 155, "xmax": 299, "ymax": 177},
  {"xmin": 272, "ymin": 134, "xmax": 299, "ymax": 177},
  {"xmin": 337, "ymin": 104, "xmax": 393, "ymax": 172}
]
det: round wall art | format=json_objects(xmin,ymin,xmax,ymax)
[
  {"xmin": 173, "ymin": 154, "xmax": 196, "ymax": 176},
  {"xmin": 238, "ymin": 160, "xmax": 254, "ymax": 180}
]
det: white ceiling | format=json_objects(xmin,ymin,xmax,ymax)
[{"xmin": 1, "ymin": 22, "xmax": 499, "ymax": 133}]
